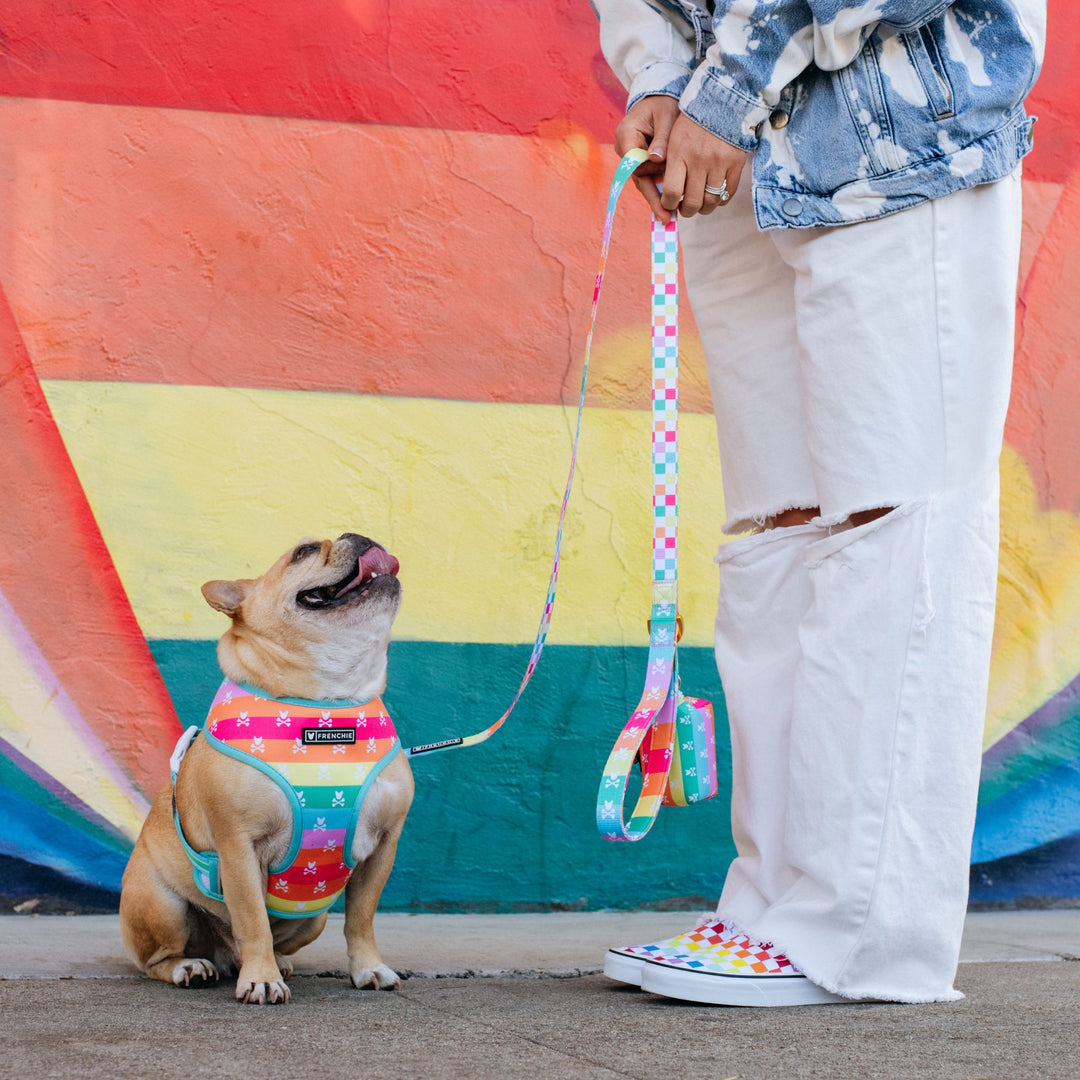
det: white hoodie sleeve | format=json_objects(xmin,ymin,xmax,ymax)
[{"xmin": 593, "ymin": 0, "xmax": 696, "ymax": 106}]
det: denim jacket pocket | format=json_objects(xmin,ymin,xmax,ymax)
[
  {"xmin": 837, "ymin": 37, "xmax": 903, "ymax": 178},
  {"xmin": 899, "ymin": 19, "xmax": 955, "ymax": 120}
]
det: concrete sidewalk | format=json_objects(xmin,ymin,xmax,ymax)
[
  {"xmin": 3, "ymin": 910, "xmax": 1079, "ymax": 1079},
  {"xmin": 2, "ymin": 908, "xmax": 1079, "ymax": 979}
]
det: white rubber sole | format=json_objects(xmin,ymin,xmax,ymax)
[
  {"xmin": 640, "ymin": 962, "xmax": 849, "ymax": 1007},
  {"xmin": 603, "ymin": 950, "xmax": 647, "ymax": 986}
]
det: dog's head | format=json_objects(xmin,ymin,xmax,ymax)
[{"xmin": 201, "ymin": 533, "xmax": 401, "ymax": 703}]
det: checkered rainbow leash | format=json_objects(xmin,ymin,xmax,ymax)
[
  {"xmin": 593, "ymin": 164, "xmax": 718, "ymax": 842},
  {"xmin": 406, "ymin": 149, "xmax": 717, "ymax": 838}
]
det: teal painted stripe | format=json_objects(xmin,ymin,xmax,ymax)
[
  {"xmin": 146, "ymin": 638, "xmax": 1078, "ymax": 909},
  {"xmin": 978, "ymin": 694, "xmax": 1080, "ymax": 806},
  {"xmin": 150, "ymin": 639, "xmax": 737, "ymax": 911}
]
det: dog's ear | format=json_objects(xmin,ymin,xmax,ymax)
[{"xmin": 201, "ymin": 578, "xmax": 254, "ymax": 618}]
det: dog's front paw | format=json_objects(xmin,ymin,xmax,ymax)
[
  {"xmin": 275, "ymin": 953, "xmax": 295, "ymax": 981},
  {"xmin": 236, "ymin": 956, "xmax": 289, "ymax": 1004},
  {"xmin": 350, "ymin": 962, "xmax": 401, "ymax": 991},
  {"xmin": 172, "ymin": 958, "xmax": 219, "ymax": 988},
  {"xmin": 236, "ymin": 976, "xmax": 291, "ymax": 1005}
]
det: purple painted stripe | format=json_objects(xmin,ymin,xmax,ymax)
[
  {"xmin": 982, "ymin": 670, "xmax": 1080, "ymax": 776},
  {"xmin": 0, "ymin": 734, "xmax": 131, "ymax": 845}
]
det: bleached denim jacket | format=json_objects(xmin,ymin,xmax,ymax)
[{"xmin": 593, "ymin": 0, "xmax": 1046, "ymax": 228}]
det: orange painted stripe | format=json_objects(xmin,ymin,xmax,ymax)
[{"xmin": 0, "ymin": 98, "xmax": 713, "ymax": 415}]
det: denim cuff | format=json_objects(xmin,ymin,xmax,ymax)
[
  {"xmin": 679, "ymin": 63, "xmax": 772, "ymax": 152},
  {"xmin": 626, "ymin": 60, "xmax": 692, "ymax": 111}
]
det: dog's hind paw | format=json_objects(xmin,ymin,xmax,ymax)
[
  {"xmin": 237, "ymin": 979, "xmax": 291, "ymax": 1005},
  {"xmin": 350, "ymin": 963, "xmax": 401, "ymax": 991},
  {"xmin": 172, "ymin": 958, "xmax": 219, "ymax": 988},
  {"xmin": 275, "ymin": 953, "xmax": 295, "ymax": 981}
]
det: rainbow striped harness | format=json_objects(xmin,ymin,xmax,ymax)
[{"xmin": 171, "ymin": 679, "xmax": 401, "ymax": 918}]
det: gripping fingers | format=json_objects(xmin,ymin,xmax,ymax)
[{"xmin": 633, "ymin": 173, "xmax": 669, "ymax": 222}]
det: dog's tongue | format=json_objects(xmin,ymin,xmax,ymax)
[
  {"xmin": 360, "ymin": 546, "xmax": 399, "ymax": 579},
  {"xmin": 329, "ymin": 545, "xmax": 399, "ymax": 601}
]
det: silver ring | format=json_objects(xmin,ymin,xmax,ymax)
[
  {"xmin": 719, "ymin": 190, "xmax": 731, "ymax": 203},
  {"xmin": 703, "ymin": 181, "xmax": 728, "ymax": 197}
]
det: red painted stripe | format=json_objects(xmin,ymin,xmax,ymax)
[
  {"xmin": 1023, "ymin": 5, "xmax": 1080, "ymax": 185},
  {"xmin": 0, "ymin": 287, "xmax": 181, "ymax": 798},
  {"xmin": 1007, "ymin": 161, "xmax": 1080, "ymax": 512},
  {"xmin": 0, "ymin": 1, "xmax": 1075, "ymax": 181},
  {"xmin": 0, "ymin": 0, "xmax": 624, "ymax": 142}
]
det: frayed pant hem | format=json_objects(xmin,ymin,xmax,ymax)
[{"xmin": 717, "ymin": 914, "xmax": 963, "ymax": 1005}]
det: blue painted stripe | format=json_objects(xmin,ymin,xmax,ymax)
[
  {"xmin": 0, "ymin": 782, "xmax": 130, "ymax": 891},
  {"xmin": 972, "ymin": 756, "xmax": 1080, "ymax": 863}
]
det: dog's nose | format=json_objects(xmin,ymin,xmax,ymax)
[{"xmin": 338, "ymin": 533, "xmax": 383, "ymax": 554}]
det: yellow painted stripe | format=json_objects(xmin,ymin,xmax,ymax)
[
  {"xmin": 984, "ymin": 444, "xmax": 1080, "ymax": 749},
  {"xmin": 0, "ymin": 601, "xmax": 150, "ymax": 838},
  {"xmin": 42, "ymin": 382, "xmax": 727, "ymax": 646},
  {"xmin": 41, "ymin": 384, "xmax": 1075, "ymax": 754}
]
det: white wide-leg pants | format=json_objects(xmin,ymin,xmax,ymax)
[{"xmin": 680, "ymin": 169, "xmax": 1023, "ymax": 1002}]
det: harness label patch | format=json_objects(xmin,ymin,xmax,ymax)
[{"xmin": 302, "ymin": 728, "xmax": 356, "ymax": 745}]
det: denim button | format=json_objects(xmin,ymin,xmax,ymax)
[
  {"xmin": 782, "ymin": 197, "xmax": 803, "ymax": 218},
  {"xmin": 770, "ymin": 109, "xmax": 790, "ymax": 129}
]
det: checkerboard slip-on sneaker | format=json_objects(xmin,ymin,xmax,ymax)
[
  {"xmin": 638, "ymin": 925, "xmax": 846, "ymax": 1007},
  {"xmin": 604, "ymin": 919, "xmax": 731, "ymax": 987}
]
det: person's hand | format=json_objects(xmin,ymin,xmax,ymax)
[
  {"xmin": 615, "ymin": 97, "xmax": 749, "ymax": 222},
  {"xmin": 661, "ymin": 112, "xmax": 748, "ymax": 219},
  {"xmin": 614, "ymin": 95, "xmax": 680, "ymax": 223}
]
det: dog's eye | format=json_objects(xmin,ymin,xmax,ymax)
[{"xmin": 291, "ymin": 543, "xmax": 321, "ymax": 564}]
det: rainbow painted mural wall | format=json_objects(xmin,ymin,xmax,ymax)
[{"xmin": 1, "ymin": 2, "xmax": 1078, "ymax": 912}]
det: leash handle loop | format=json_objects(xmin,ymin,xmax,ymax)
[{"xmin": 596, "ymin": 215, "xmax": 681, "ymax": 841}]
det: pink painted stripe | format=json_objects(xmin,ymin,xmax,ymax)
[{"xmin": 0, "ymin": 588, "xmax": 150, "ymax": 817}]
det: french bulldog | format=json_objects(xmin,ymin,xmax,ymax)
[{"xmin": 120, "ymin": 533, "xmax": 413, "ymax": 1004}]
